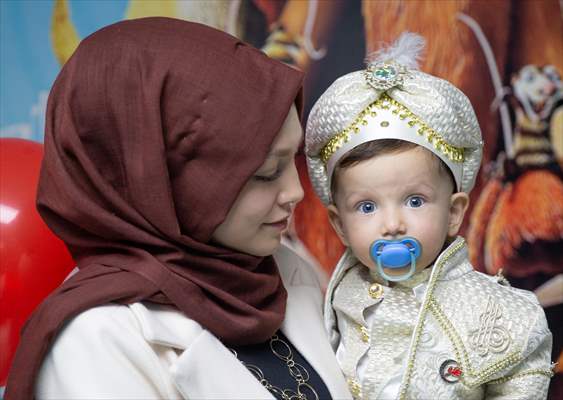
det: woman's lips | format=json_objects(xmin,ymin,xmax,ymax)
[{"xmin": 263, "ymin": 217, "xmax": 289, "ymax": 230}]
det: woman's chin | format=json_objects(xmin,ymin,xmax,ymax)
[{"xmin": 245, "ymin": 237, "xmax": 282, "ymax": 257}]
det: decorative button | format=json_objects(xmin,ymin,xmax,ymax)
[
  {"xmin": 439, "ymin": 359, "xmax": 462, "ymax": 383},
  {"xmin": 358, "ymin": 325, "xmax": 369, "ymax": 343},
  {"xmin": 368, "ymin": 283, "xmax": 383, "ymax": 299}
]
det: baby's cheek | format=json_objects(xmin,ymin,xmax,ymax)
[
  {"xmin": 351, "ymin": 237, "xmax": 376, "ymax": 269},
  {"xmin": 341, "ymin": 215, "xmax": 375, "ymax": 263}
]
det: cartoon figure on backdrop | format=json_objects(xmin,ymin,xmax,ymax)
[
  {"xmin": 5, "ymin": 18, "xmax": 353, "ymax": 400},
  {"xmin": 305, "ymin": 33, "xmax": 554, "ymax": 399},
  {"xmin": 51, "ymin": 0, "xmax": 337, "ymax": 71},
  {"xmin": 468, "ymin": 63, "xmax": 563, "ymax": 283},
  {"xmin": 51, "ymin": 0, "xmax": 243, "ymax": 65},
  {"xmin": 467, "ymin": 62, "xmax": 563, "ymax": 392}
]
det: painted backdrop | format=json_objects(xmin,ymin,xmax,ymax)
[{"xmin": 1, "ymin": 0, "xmax": 561, "ymax": 397}]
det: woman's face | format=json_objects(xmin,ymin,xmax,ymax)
[{"xmin": 211, "ymin": 105, "xmax": 304, "ymax": 256}]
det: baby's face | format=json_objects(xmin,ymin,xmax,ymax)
[{"xmin": 328, "ymin": 146, "xmax": 468, "ymax": 278}]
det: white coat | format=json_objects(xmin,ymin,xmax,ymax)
[{"xmin": 36, "ymin": 244, "xmax": 353, "ymax": 399}]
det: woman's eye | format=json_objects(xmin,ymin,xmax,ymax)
[
  {"xmin": 406, "ymin": 196, "xmax": 425, "ymax": 208},
  {"xmin": 357, "ymin": 201, "xmax": 376, "ymax": 214},
  {"xmin": 254, "ymin": 170, "xmax": 282, "ymax": 182},
  {"xmin": 254, "ymin": 164, "xmax": 285, "ymax": 182}
]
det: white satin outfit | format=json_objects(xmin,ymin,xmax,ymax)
[{"xmin": 325, "ymin": 237, "xmax": 553, "ymax": 400}]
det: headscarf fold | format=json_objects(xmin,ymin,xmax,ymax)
[{"xmin": 6, "ymin": 17, "xmax": 303, "ymax": 399}]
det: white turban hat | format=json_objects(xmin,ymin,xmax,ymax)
[{"xmin": 306, "ymin": 33, "xmax": 483, "ymax": 205}]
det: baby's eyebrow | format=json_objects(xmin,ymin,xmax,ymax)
[
  {"xmin": 402, "ymin": 182, "xmax": 436, "ymax": 192},
  {"xmin": 344, "ymin": 190, "xmax": 373, "ymax": 204}
]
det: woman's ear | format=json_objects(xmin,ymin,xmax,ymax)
[
  {"xmin": 448, "ymin": 192, "xmax": 470, "ymax": 237},
  {"xmin": 327, "ymin": 204, "xmax": 349, "ymax": 246}
]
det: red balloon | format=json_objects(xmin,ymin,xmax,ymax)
[{"xmin": 0, "ymin": 138, "xmax": 75, "ymax": 386}]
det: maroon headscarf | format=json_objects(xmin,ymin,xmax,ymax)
[{"xmin": 5, "ymin": 17, "xmax": 303, "ymax": 399}]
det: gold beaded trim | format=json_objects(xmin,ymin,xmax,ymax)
[
  {"xmin": 357, "ymin": 324, "xmax": 370, "ymax": 343},
  {"xmin": 398, "ymin": 239, "xmax": 466, "ymax": 400},
  {"xmin": 487, "ymin": 368, "xmax": 554, "ymax": 385},
  {"xmin": 347, "ymin": 377, "xmax": 362, "ymax": 398},
  {"xmin": 319, "ymin": 93, "xmax": 465, "ymax": 164}
]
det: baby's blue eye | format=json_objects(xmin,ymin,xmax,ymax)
[
  {"xmin": 406, "ymin": 196, "xmax": 425, "ymax": 208},
  {"xmin": 357, "ymin": 201, "xmax": 376, "ymax": 214}
]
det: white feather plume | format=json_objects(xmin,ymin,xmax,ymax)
[{"xmin": 366, "ymin": 32, "xmax": 426, "ymax": 70}]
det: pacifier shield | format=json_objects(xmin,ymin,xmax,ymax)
[
  {"xmin": 369, "ymin": 237, "xmax": 422, "ymax": 282},
  {"xmin": 370, "ymin": 238, "xmax": 421, "ymax": 269}
]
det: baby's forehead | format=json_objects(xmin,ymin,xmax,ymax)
[
  {"xmin": 404, "ymin": 146, "xmax": 445, "ymax": 170},
  {"xmin": 343, "ymin": 144, "xmax": 443, "ymax": 174},
  {"xmin": 389, "ymin": 145, "xmax": 450, "ymax": 179},
  {"xmin": 331, "ymin": 144, "xmax": 454, "ymax": 199}
]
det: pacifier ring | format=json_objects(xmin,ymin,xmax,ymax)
[{"xmin": 369, "ymin": 237, "xmax": 422, "ymax": 282}]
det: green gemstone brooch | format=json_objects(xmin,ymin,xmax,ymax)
[{"xmin": 364, "ymin": 61, "xmax": 408, "ymax": 91}]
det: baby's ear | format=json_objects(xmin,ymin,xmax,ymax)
[
  {"xmin": 448, "ymin": 192, "xmax": 470, "ymax": 237},
  {"xmin": 327, "ymin": 204, "xmax": 349, "ymax": 246}
]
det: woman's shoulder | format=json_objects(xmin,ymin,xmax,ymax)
[
  {"xmin": 37, "ymin": 303, "xmax": 187, "ymax": 399},
  {"xmin": 60, "ymin": 303, "xmax": 140, "ymax": 337},
  {"xmin": 54, "ymin": 302, "xmax": 204, "ymax": 351},
  {"xmin": 44, "ymin": 304, "xmax": 146, "ymax": 363}
]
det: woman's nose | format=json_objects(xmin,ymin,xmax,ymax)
[
  {"xmin": 381, "ymin": 208, "xmax": 406, "ymax": 238},
  {"xmin": 278, "ymin": 161, "xmax": 304, "ymax": 208}
]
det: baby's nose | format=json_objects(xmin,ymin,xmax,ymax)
[{"xmin": 382, "ymin": 209, "xmax": 406, "ymax": 237}]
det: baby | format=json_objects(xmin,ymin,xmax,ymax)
[{"xmin": 305, "ymin": 33, "xmax": 553, "ymax": 400}]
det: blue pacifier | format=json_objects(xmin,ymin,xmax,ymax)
[{"xmin": 369, "ymin": 237, "xmax": 422, "ymax": 282}]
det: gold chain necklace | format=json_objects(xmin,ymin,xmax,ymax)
[{"xmin": 230, "ymin": 334, "xmax": 320, "ymax": 400}]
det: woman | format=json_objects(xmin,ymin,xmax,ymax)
[{"xmin": 5, "ymin": 17, "xmax": 351, "ymax": 399}]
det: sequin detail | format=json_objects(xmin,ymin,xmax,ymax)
[{"xmin": 319, "ymin": 93, "xmax": 465, "ymax": 164}]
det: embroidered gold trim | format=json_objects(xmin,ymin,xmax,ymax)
[
  {"xmin": 429, "ymin": 298, "xmax": 522, "ymax": 387},
  {"xmin": 319, "ymin": 93, "xmax": 465, "ymax": 164},
  {"xmin": 487, "ymin": 368, "xmax": 554, "ymax": 385}
]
